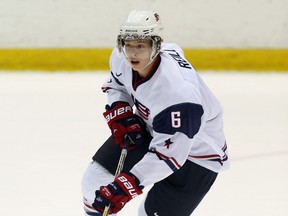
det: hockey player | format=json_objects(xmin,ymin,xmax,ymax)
[{"xmin": 81, "ymin": 10, "xmax": 229, "ymax": 216}]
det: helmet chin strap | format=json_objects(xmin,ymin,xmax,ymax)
[
  {"xmin": 141, "ymin": 50, "xmax": 160, "ymax": 71},
  {"xmin": 141, "ymin": 36, "xmax": 162, "ymax": 71}
]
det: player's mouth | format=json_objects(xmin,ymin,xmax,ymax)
[{"xmin": 130, "ymin": 60, "xmax": 140, "ymax": 66}]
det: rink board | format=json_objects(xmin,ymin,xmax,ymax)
[{"xmin": 0, "ymin": 48, "xmax": 288, "ymax": 71}]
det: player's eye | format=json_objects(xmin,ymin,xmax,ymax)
[{"xmin": 137, "ymin": 44, "xmax": 145, "ymax": 49}]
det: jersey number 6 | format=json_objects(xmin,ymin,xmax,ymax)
[{"xmin": 171, "ymin": 111, "xmax": 181, "ymax": 128}]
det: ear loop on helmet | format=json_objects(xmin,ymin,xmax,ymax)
[
  {"xmin": 149, "ymin": 36, "xmax": 161, "ymax": 60},
  {"xmin": 117, "ymin": 35, "xmax": 125, "ymax": 54},
  {"xmin": 116, "ymin": 36, "xmax": 131, "ymax": 63}
]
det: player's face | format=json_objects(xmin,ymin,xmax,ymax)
[{"xmin": 123, "ymin": 39, "xmax": 153, "ymax": 72}]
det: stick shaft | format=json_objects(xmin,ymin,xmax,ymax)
[{"xmin": 102, "ymin": 139, "xmax": 129, "ymax": 216}]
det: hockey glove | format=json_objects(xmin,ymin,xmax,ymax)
[
  {"xmin": 103, "ymin": 102, "xmax": 144, "ymax": 149},
  {"xmin": 92, "ymin": 172, "xmax": 143, "ymax": 214}
]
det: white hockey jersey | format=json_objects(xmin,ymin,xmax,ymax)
[{"xmin": 102, "ymin": 43, "xmax": 229, "ymax": 187}]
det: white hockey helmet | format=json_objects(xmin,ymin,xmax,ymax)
[{"xmin": 117, "ymin": 10, "xmax": 163, "ymax": 59}]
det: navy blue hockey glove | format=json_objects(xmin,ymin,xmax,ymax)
[
  {"xmin": 103, "ymin": 102, "xmax": 144, "ymax": 150},
  {"xmin": 92, "ymin": 172, "xmax": 143, "ymax": 214}
]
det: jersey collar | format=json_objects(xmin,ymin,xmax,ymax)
[{"xmin": 132, "ymin": 55, "xmax": 161, "ymax": 91}]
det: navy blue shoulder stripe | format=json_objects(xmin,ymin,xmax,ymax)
[{"xmin": 153, "ymin": 103, "xmax": 204, "ymax": 139}]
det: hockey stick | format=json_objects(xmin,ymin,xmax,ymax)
[{"xmin": 102, "ymin": 136, "xmax": 130, "ymax": 216}]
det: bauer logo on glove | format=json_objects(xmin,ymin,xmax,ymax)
[
  {"xmin": 104, "ymin": 105, "xmax": 133, "ymax": 123},
  {"xmin": 92, "ymin": 172, "xmax": 143, "ymax": 214},
  {"xmin": 103, "ymin": 102, "xmax": 144, "ymax": 149}
]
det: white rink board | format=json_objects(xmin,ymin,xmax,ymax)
[
  {"xmin": 0, "ymin": 71, "xmax": 287, "ymax": 216},
  {"xmin": 0, "ymin": 0, "xmax": 287, "ymax": 48}
]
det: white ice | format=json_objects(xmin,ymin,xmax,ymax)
[{"xmin": 0, "ymin": 71, "xmax": 287, "ymax": 216}]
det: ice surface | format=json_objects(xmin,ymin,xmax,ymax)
[{"xmin": 0, "ymin": 71, "xmax": 287, "ymax": 216}]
